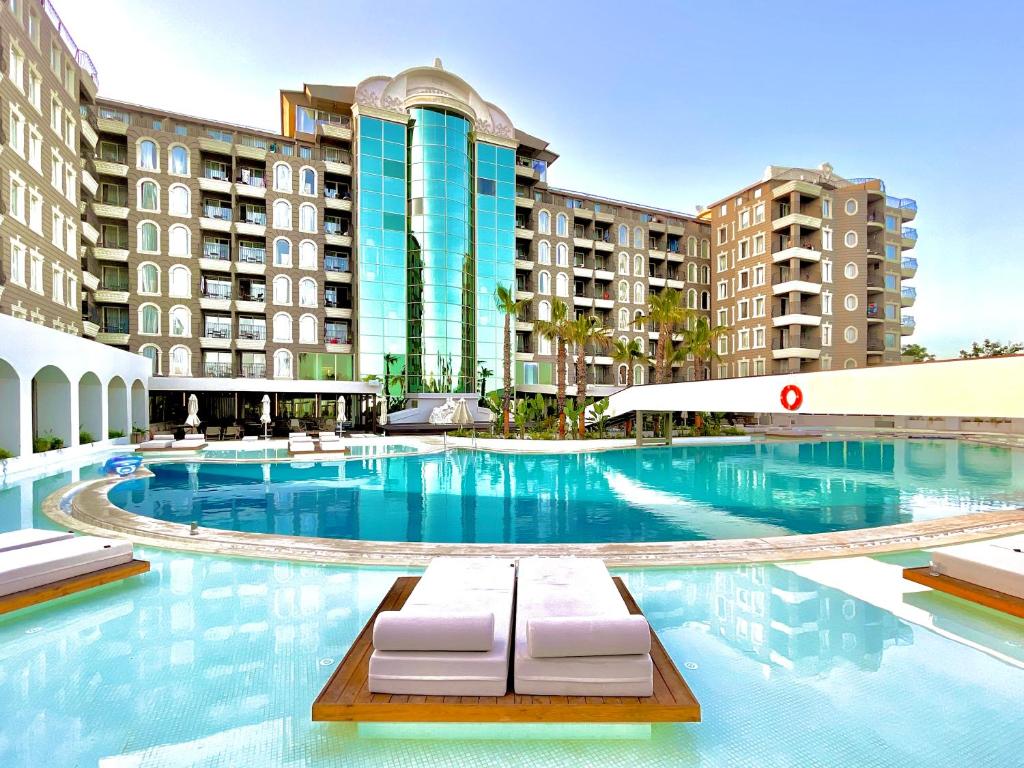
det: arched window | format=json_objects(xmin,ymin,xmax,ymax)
[
  {"xmin": 700, "ymin": 291, "xmax": 710, "ymax": 310},
  {"xmin": 137, "ymin": 139, "xmax": 158, "ymax": 171},
  {"xmin": 169, "ymin": 224, "xmax": 190, "ymax": 257},
  {"xmin": 137, "ymin": 262, "xmax": 159, "ymax": 295},
  {"xmin": 556, "ymin": 243, "xmax": 568, "ymax": 266},
  {"xmin": 169, "ymin": 345, "xmax": 190, "ymax": 376},
  {"xmin": 686, "ymin": 237, "xmax": 696, "ymax": 258},
  {"xmin": 617, "ymin": 225, "xmax": 628, "ymax": 245},
  {"xmin": 298, "ymin": 277, "xmax": 317, "ymax": 307},
  {"xmin": 299, "ymin": 203, "xmax": 316, "ymax": 233},
  {"xmin": 634, "ymin": 365, "xmax": 645, "ymax": 385},
  {"xmin": 687, "ymin": 289, "xmax": 697, "ymax": 309},
  {"xmin": 299, "ymin": 314, "xmax": 317, "ymax": 344},
  {"xmin": 169, "ymin": 305, "xmax": 191, "ymax": 337},
  {"xmin": 539, "ymin": 335, "xmax": 552, "ymax": 356},
  {"xmin": 555, "ymin": 272, "xmax": 569, "ymax": 297},
  {"xmin": 618, "ymin": 365, "xmax": 628, "ymax": 385},
  {"xmin": 272, "ymin": 275, "xmax": 292, "ymax": 305},
  {"xmin": 299, "ymin": 240, "xmax": 317, "ymax": 270},
  {"xmin": 537, "ymin": 240, "xmax": 551, "ymax": 265},
  {"xmin": 700, "ymin": 239, "xmax": 710, "ymax": 259},
  {"xmin": 618, "ymin": 308, "xmax": 629, "ymax": 330},
  {"xmin": 633, "ymin": 283, "xmax": 645, "ymax": 305},
  {"xmin": 687, "ymin": 263, "xmax": 697, "ymax": 282},
  {"xmin": 538, "ymin": 300, "xmax": 551, "ymax": 322},
  {"xmin": 633, "ymin": 227, "xmax": 643, "ymax": 248},
  {"xmin": 618, "ymin": 252, "xmax": 629, "ymax": 275},
  {"xmin": 137, "ymin": 221, "xmax": 159, "ymax": 253},
  {"xmin": 273, "ymin": 199, "xmax": 292, "ymax": 229},
  {"xmin": 138, "ymin": 179, "xmax": 159, "ymax": 212},
  {"xmin": 701, "ymin": 265, "xmax": 710, "ymax": 283},
  {"xmin": 556, "ymin": 213, "xmax": 568, "ymax": 237},
  {"xmin": 169, "ymin": 145, "xmax": 189, "ymax": 176},
  {"xmin": 538, "ymin": 271, "xmax": 551, "ymax": 295},
  {"xmin": 537, "ymin": 210, "xmax": 551, "ymax": 235},
  {"xmin": 618, "ymin": 280, "xmax": 629, "ymax": 303},
  {"xmin": 168, "ymin": 264, "xmax": 191, "ymax": 297},
  {"xmin": 139, "ymin": 303, "xmax": 160, "ymax": 335},
  {"xmin": 633, "ymin": 309, "xmax": 644, "ymax": 329},
  {"xmin": 274, "ymin": 349, "xmax": 293, "ymax": 379},
  {"xmin": 273, "ymin": 238, "xmax": 292, "ymax": 267},
  {"xmin": 272, "ymin": 313, "xmax": 293, "ymax": 343},
  {"xmin": 168, "ymin": 184, "xmax": 190, "ymax": 217},
  {"xmin": 140, "ymin": 344, "xmax": 161, "ymax": 374},
  {"xmin": 633, "ymin": 254, "xmax": 644, "ymax": 277},
  {"xmin": 300, "ymin": 167, "xmax": 316, "ymax": 196},
  {"xmin": 273, "ymin": 162, "xmax": 292, "ymax": 192}
]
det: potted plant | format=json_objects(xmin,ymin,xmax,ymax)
[{"xmin": 131, "ymin": 424, "xmax": 148, "ymax": 444}]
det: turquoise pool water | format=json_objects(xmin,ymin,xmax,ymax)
[
  {"xmin": 109, "ymin": 440, "xmax": 1024, "ymax": 543},
  {"xmin": 1, "ymin": 456, "xmax": 1023, "ymax": 767}
]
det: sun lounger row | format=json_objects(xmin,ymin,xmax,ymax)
[
  {"xmin": 138, "ymin": 433, "xmax": 207, "ymax": 451},
  {"xmin": 288, "ymin": 432, "xmax": 346, "ymax": 454},
  {"xmin": 367, "ymin": 557, "xmax": 654, "ymax": 698}
]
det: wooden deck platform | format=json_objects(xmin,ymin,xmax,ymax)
[
  {"xmin": 903, "ymin": 566, "xmax": 1024, "ymax": 619},
  {"xmin": 0, "ymin": 559, "xmax": 150, "ymax": 616},
  {"xmin": 312, "ymin": 576, "xmax": 700, "ymax": 723}
]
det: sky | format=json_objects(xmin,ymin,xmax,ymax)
[{"xmin": 56, "ymin": 0, "xmax": 1024, "ymax": 358}]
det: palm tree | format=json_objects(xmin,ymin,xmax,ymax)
[
  {"xmin": 535, "ymin": 299, "xmax": 573, "ymax": 438},
  {"xmin": 639, "ymin": 288, "xmax": 690, "ymax": 384},
  {"xmin": 477, "ymin": 361, "xmax": 493, "ymax": 401},
  {"xmin": 494, "ymin": 284, "xmax": 528, "ymax": 437},
  {"xmin": 566, "ymin": 315, "xmax": 611, "ymax": 437},
  {"xmin": 682, "ymin": 316, "xmax": 728, "ymax": 382},
  {"xmin": 610, "ymin": 337, "xmax": 647, "ymax": 387}
]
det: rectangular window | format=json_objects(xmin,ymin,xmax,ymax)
[
  {"xmin": 28, "ymin": 188, "xmax": 42, "ymax": 233},
  {"xmin": 8, "ymin": 104, "xmax": 25, "ymax": 155},
  {"xmin": 738, "ymin": 240, "xmax": 749, "ymax": 260},
  {"xmin": 739, "ymin": 209, "xmax": 750, "ymax": 229},
  {"xmin": 753, "ymin": 327, "xmax": 765, "ymax": 348},
  {"xmin": 717, "ymin": 253, "xmax": 728, "ymax": 272},
  {"xmin": 754, "ymin": 358, "xmax": 765, "ymax": 375},
  {"xmin": 822, "ymin": 229, "xmax": 832, "ymax": 251},
  {"xmin": 822, "ymin": 323, "xmax": 832, "ymax": 347},
  {"xmin": 885, "ymin": 302, "xmax": 897, "ymax": 320},
  {"xmin": 885, "ymin": 274, "xmax": 897, "ymax": 290},
  {"xmin": 738, "ymin": 270, "xmax": 750, "ymax": 290},
  {"xmin": 753, "ymin": 265, "xmax": 765, "ymax": 286},
  {"xmin": 737, "ymin": 360, "xmax": 749, "ymax": 377},
  {"xmin": 717, "ymin": 226, "xmax": 727, "ymax": 245},
  {"xmin": 717, "ymin": 308, "xmax": 728, "ymax": 327},
  {"xmin": 753, "ymin": 296, "xmax": 765, "ymax": 317},
  {"xmin": 8, "ymin": 174, "xmax": 25, "ymax": 222},
  {"xmin": 822, "ymin": 291, "xmax": 833, "ymax": 316},
  {"xmin": 753, "ymin": 234, "xmax": 765, "ymax": 255},
  {"xmin": 885, "ymin": 244, "xmax": 897, "ymax": 261},
  {"xmin": 9, "ymin": 44, "xmax": 24, "ymax": 91},
  {"xmin": 822, "ymin": 198, "xmax": 832, "ymax": 219},
  {"xmin": 52, "ymin": 266, "xmax": 64, "ymax": 304},
  {"xmin": 717, "ymin": 280, "xmax": 728, "ymax": 300},
  {"xmin": 737, "ymin": 329, "xmax": 750, "ymax": 350},
  {"xmin": 822, "ymin": 260, "xmax": 833, "ymax": 283},
  {"xmin": 29, "ymin": 251, "xmax": 43, "ymax": 293},
  {"xmin": 885, "ymin": 215, "xmax": 897, "ymax": 231},
  {"xmin": 27, "ymin": 67, "xmax": 41, "ymax": 110},
  {"xmin": 885, "ymin": 332, "xmax": 897, "ymax": 350},
  {"xmin": 28, "ymin": 126, "xmax": 41, "ymax": 171},
  {"xmin": 477, "ymin": 177, "xmax": 496, "ymax": 196},
  {"xmin": 820, "ymin": 355, "xmax": 831, "ymax": 371},
  {"xmin": 9, "ymin": 239, "xmax": 26, "ymax": 285},
  {"xmin": 753, "ymin": 203, "xmax": 765, "ymax": 224},
  {"xmin": 717, "ymin": 336, "xmax": 729, "ymax": 355},
  {"xmin": 737, "ymin": 299, "xmax": 749, "ymax": 320}
]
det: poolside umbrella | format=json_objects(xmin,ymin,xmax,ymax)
[
  {"xmin": 379, "ymin": 395, "xmax": 388, "ymax": 428},
  {"xmin": 452, "ymin": 398, "xmax": 475, "ymax": 446},
  {"xmin": 185, "ymin": 394, "xmax": 201, "ymax": 433},
  {"xmin": 337, "ymin": 396, "xmax": 346, "ymax": 431},
  {"xmin": 260, "ymin": 394, "xmax": 271, "ymax": 440}
]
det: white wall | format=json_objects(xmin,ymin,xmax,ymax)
[{"xmin": 604, "ymin": 356, "xmax": 1024, "ymax": 420}]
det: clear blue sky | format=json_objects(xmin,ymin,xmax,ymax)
[{"xmin": 60, "ymin": 0, "xmax": 1024, "ymax": 357}]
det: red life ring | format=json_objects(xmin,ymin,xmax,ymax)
[{"xmin": 780, "ymin": 384, "xmax": 803, "ymax": 411}]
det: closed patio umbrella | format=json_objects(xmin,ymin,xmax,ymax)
[
  {"xmin": 452, "ymin": 398, "xmax": 475, "ymax": 447},
  {"xmin": 379, "ymin": 395, "xmax": 388, "ymax": 428},
  {"xmin": 185, "ymin": 394, "xmax": 201, "ymax": 433},
  {"xmin": 260, "ymin": 394, "xmax": 271, "ymax": 440},
  {"xmin": 337, "ymin": 396, "xmax": 346, "ymax": 431}
]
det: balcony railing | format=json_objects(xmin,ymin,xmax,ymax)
[
  {"xmin": 237, "ymin": 289, "xmax": 266, "ymax": 303},
  {"xmin": 902, "ymin": 257, "xmax": 918, "ymax": 270},
  {"xmin": 43, "ymin": 0, "xmax": 99, "ymax": 86},
  {"xmin": 324, "ymin": 255, "xmax": 349, "ymax": 272},
  {"xmin": 325, "ymin": 183, "xmax": 351, "ymax": 200},
  {"xmin": 236, "ymin": 170, "xmax": 266, "ymax": 187},
  {"xmin": 848, "ymin": 177, "xmax": 886, "ymax": 193},
  {"xmin": 203, "ymin": 242, "xmax": 230, "ymax": 260},
  {"xmin": 886, "ymin": 195, "xmax": 917, "ymax": 213},
  {"xmin": 203, "ymin": 362, "xmax": 234, "ymax": 378},
  {"xmin": 902, "ymin": 287, "xmax": 917, "ymax": 300},
  {"xmin": 902, "ymin": 315, "xmax": 916, "ymax": 327},
  {"xmin": 101, "ymin": 319, "xmax": 129, "ymax": 334},
  {"xmin": 325, "ymin": 333, "xmax": 350, "ymax": 345},
  {"xmin": 901, "ymin": 227, "xmax": 918, "ymax": 241},
  {"xmin": 203, "ymin": 325, "xmax": 232, "ymax": 339},
  {"xmin": 201, "ymin": 287, "xmax": 232, "ymax": 300},
  {"xmin": 324, "ymin": 221, "xmax": 349, "ymax": 236},
  {"xmin": 99, "ymin": 278, "xmax": 128, "ymax": 291},
  {"xmin": 238, "ymin": 245, "xmax": 266, "ymax": 264},
  {"xmin": 239, "ymin": 363, "xmax": 267, "ymax": 378},
  {"xmin": 238, "ymin": 325, "xmax": 267, "ymax": 340},
  {"xmin": 322, "ymin": 147, "xmax": 352, "ymax": 165},
  {"xmin": 236, "ymin": 134, "xmax": 269, "ymax": 151},
  {"xmin": 202, "ymin": 168, "xmax": 230, "ymax": 182},
  {"xmin": 202, "ymin": 204, "xmax": 232, "ymax": 221},
  {"xmin": 240, "ymin": 208, "xmax": 267, "ymax": 226},
  {"xmin": 866, "ymin": 304, "xmax": 882, "ymax": 319}
]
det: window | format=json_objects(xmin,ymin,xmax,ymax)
[
  {"xmin": 822, "ymin": 291, "xmax": 833, "ymax": 316},
  {"xmin": 140, "ymin": 345, "xmax": 161, "ymax": 374},
  {"xmin": 753, "ymin": 265, "xmax": 765, "ymax": 286},
  {"xmin": 844, "ymin": 262, "xmax": 859, "ymax": 279},
  {"xmin": 298, "ymin": 277, "xmax": 317, "ymax": 307},
  {"xmin": 168, "ymin": 265, "xmax": 191, "ymax": 297},
  {"xmin": 617, "ymin": 280, "xmax": 628, "ymax": 303},
  {"xmin": 273, "ymin": 313, "xmax": 293, "ymax": 343},
  {"xmin": 8, "ymin": 104, "xmax": 26, "ymax": 156},
  {"xmin": 739, "ymin": 209, "xmax": 750, "ymax": 229},
  {"xmin": 633, "ymin": 365, "xmax": 644, "ymax": 386},
  {"xmin": 845, "ymin": 199, "xmax": 858, "ymax": 215},
  {"xmin": 618, "ymin": 252, "xmax": 629, "ymax": 275},
  {"xmin": 274, "ymin": 238, "xmax": 292, "ymax": 267},
  {"xmin": 169, "ymin": 145, "xmax": 189, "ymax": 176},
  {"xmin": 844, "ymin": 326, "xmax": 858, "ymax": 344},
  {"xmin": 64, "ymin": 165, "xmax": 76, "ymax": 204},
  {"xmin": 717, "ymin": 227, "xmax": 727, "ymax": 245},
  {"xmin": 299, "ymin": 314, "xmax": 317, "ymax": 344},
  {"xmin": 717, "ymin": 335, "xmax": 728, "ymax": 355},
  {"xmin": 169, "ymin": 225, "xmax": 190, "ymax": 257},
  {"xmin": 844, "ymin": 231, "xmax": 858, "ymax": 248},
  {"xmin": 717, "ymin": 308, "xmax": 728, "ymax": 327},
  {"xmin": 300, "ymin": 167, "xmax": 316, "ymax": 196},
  {"xmin": 8, "ymin": 172, "xmax": 26, "ymax": 222},
  {"xmin": 273, "ymin": 199, "xmax": 292, "ymax": 229},
  {"xmin": 717, "ymin": 253, "xmax": 728, "ymax": 273},
  {"xmin": 885, "ymin": 273, "xmax": 897, "ymax": 291},
  {"xmin": 138, "ymin": 222, "xmax": 159, "ymax": 253},
  {"xmin": 885, "ymin": 244, "xmax": 898, "ymax": 261},
  {"xmin": 27, "ymin": 66, "xmax": 41, "ymax": 110},
  {"xmin": 299, "ymin": 240, "xmax": 317, "ymax": 270},
  {"xmin": 634, "ymin": 254, "xmax": 644, "ymax": 276},
  {"xmin": 685, "ymin": 262, "xmax": 696, "ymax": 283},
  {"xmin": 139, "ymin": 304, "xmax": 160, "ymax": 335},
  {"xmin": 822, "ymin": 198, "xmax": 832, "ymax": 219},
  {"xmin": 822, "ymin": 322, "xmax": 832, "ymax": 347},
  {"xmin": 50, "ymin": 265, "xmax": 63, "ymax": 305},
  {"xmin": 556, "ymin": 213, "xmax": 568, "ymax": 237},
  {"xmin": 822, "ymin": 259, "xmax": 833, "ymax": 283},
  {"xmin": 737, "ymin": 299, "xmax": 749, "ymax": 320},
  {"xmin": 737, "ymin": 360, "xmax": 749, "ymax": 377},
  {"xmin": 138, "ymin": 263, "xmax": 159, "ymax": 294},
  {"xmin": 8, "ymin": 43, "xmax": 24, "ymax": 91},
  {"xmin": 139, "ymin": 180, "xmax": 159, "ymax": 211},
  {"xmin": 273, "ymin": 163, "xmax": 292, "ymax": 192},
  {"xmin": 27, "ymin": 189, "xmax": 42, "ymax": 234},
  {"xmin": 633, "ymin": 283, "xmax": 644, "ymax": 305},
  {"xmin": 844, "ymin": 294, "xmax": 859, "ymax": 311},
  {"xmin": 538, "ymin": 210, "xmax": 551, "ymax": 235},
  {"xmin": 169, "ymin": 346, "xmax": 191, "ymax": 376},
  {"xmin": 822, "ymin": 228, "xmax": 833, "ymax": 251},
  {"xmin": 27, "ymin": 126, "xmax": 41, "ymax": 171},
  {"xmin": 137, "ymin": 140, "xmax": 158, "ymax": 171},
  {"xmin": 538, "ymin": 271, "xmax": 551, "ymax": 295},
  {"xmin": 538, "ymin": 300, "xmax": 551, "ymax": 322},
  {"xmin": 754, "ymin": 203, "xmax": 765, "ymax": 224},
  {"xmin": 753, "ymin": 296, "xmax": 765, "ymax": 317},
  {"xmin": 753, "ymin": 234, "xmax": 766, "ymax": 256},
  {"xmin": 556, "ymin": 243, "xmax": 568, "ymax": 266},
  {"xmin": 717, "ymin": 281, "xmax": 728, "ymax": 300},
  {"xmin": 617, "ymin": 225, "xmax": 628, "ymax": 245},
  {"xmin": 885, "ymin": 215, "xmax": 897, "ymax": 231},
  {"xmin": 9, "ymin": 238, "xmax": 26, "ymax": 286},
  {"xmin": 555, "ymin": 272, "xmax": 569, "ymax": 297},
  {"xmin": 618, "ymin": 308, "xmax": 629, "ymax": 330},
  {"xmin": 272, "ymin": 275, "xmax": 292, "ymax": 305},
  {"xmin": 537, "ymin": 240, "xmax": 551, "ymax": 264},
  {"xmin": 169, "ymin": 184, "xmax": 190, "ymax": 216},
  {"xmin": 738, "ymin": 270, "xmax": 750, "ymax": 290},
  {"xmin": 169, "ymin": 306, "xmax": 191, "ymax": 337}
]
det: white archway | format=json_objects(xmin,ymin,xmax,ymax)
[
  {"xmin": 107, "ymin": 376, "xmax": 129, "ymax": 436},
  {"xmin": 78, "ymin": 371, "xmax": 103, "ymax": 443},
  {"xmin": 131, "ymin": 379, "xmax": 147, "ymax": 431},
  {"xmin": 0, "ymin": 358, "xmax": 21, "ymax": 456},
  {"xmin": 32, "ymin": 365, "xmax": 71, "ymax": 448}
]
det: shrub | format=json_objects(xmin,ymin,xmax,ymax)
[
  {"xmin": 108, "ymin": 429, "xmax": 125, "ymax": 439},
  {"xmin": 0, "ymin": 448, "xmax": 13, "ymax": 460},
  {"xmin": 79, "ymin": 430, "xmax": 95, "ymax": 445},
  {"xmin": 33, "ymin": 433, "xmax": 63, "ymax": 453}
]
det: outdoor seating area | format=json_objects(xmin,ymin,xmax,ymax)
[
  {"xmin": 312, "ymin": 557, "xmax": 699, "ymax": 723},
  {"xmin": 137, "ymin": 433, "xmax": 207, "ymax": 452},
  {"xmin": 287, "ymin": 432, "xmax": 349, "ymax": 456},
  {"xmin": 0, "ymin": 529, "xmax": 150, "ymax": 615}
]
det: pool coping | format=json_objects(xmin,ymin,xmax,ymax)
[{"xmin": 43, "ymin": 472, "xmax": 1024, "ymax": 568}]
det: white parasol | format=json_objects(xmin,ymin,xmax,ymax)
[
  {"xmin": 337, "ymin": 396, "xmax": 346, "ymax": 429},
  {"xmin": 379, "ymin": 395, "xmax": 388, "ymax": 427},
  {"xmin": 184, "ymin": 394, "xmax": 201, "ymax": 432},
  {"xmin": 260, "ymin": 394, "xmax": 271, "ymax": 439}
]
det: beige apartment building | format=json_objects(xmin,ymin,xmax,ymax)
[{"xmin": 1, "ymin": 2, "xmax": 918, "ymax": 426}]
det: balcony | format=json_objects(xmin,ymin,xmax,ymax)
[
  {"xmin": 200, "ymin": 205, "xmax": 233, "ymax": 232},
  {"xmin": 772, "ymin": 314, "xmax": 821, "ymax": 327},
  {"xmin": 515, "ymin": 195, "xmax": 535, "ymax": 210},
  {"xmin": 93, "ymin": 159, "xmax": 128, "ymax": 177},
  {"xmin": 772, "ymin": 337, "xmax": 821, "ymax": 360},
  {"xmin": 80, "ymin": 169, "xmax": 99, "ymax": 197},
  {"xmin": 94, "ymin": 246, "xmax": 129, "ymax": 262},
  {"xmin": 771, "ymin": 212, "xmax": 821, "ymax": 231},
  {"xmin": 901, "ymin": 257, "xmax": 918, "ymax": 278},
  {"xmin": 317, "ymin": 121, "xmax": 352, "ymax": 142},
  {"xmin": 81, "ymin": 270, "xmax": 100, "ymax": 292},
  {"xmin": 866, "ymin": 340, "xmax": 885, "ymax": 355},
  {"xmin": 237, "ymin": 244, "xmax": 266, "ymax": 265},
  {"xmin": 772, "ymin": 245, "xmax": 821, "ymax": 264},
  {"xmin": 95, "ymin": 288, "xmax": 129, "ymax": 304},
  {"xmin": 901, "ymin": 227, "xmax": 918, "ymax": 249},
  {"xmin": 200, "ymin": 290, "xmax": 232, "ymax": 312},
  {"xmin": 514, "ymin": 157, "xmax": 540, "ymax": 180},
  {"xmin": 236, "ymin": 208, "xmax": 267, "ymax": 237},
  {"xmin": 772, "ymin": 279, "xmax": 821, "ymax": 296},
  {"xmin": 199, "ymin": 175, "xmax": 232, "ymax": 195},
  {"xmin": 203, "ymin": 362, "xmax": 234, "ymax": 378},
  {"xmin": 887, "ymin": 195, "xmax": 918, "ymax": 221},
  {"xmin": 772, "ymin": 179, "xmax": 822, "ymax": 199},
  {"xmin": 324, "ymin": 221, "xmax": 352, "ymax": 247},
  {"xmin": 324, "ymin": 184, "xmax": 352, "ymax": 211},
  {"xmin": 515, "ymin": 226, "xmax": 535, "ymax": 241},
  {"xmin": 239, "ymin": 363, "xmax": 267, "ymax": 379},
  {"xmin": 235, "ymin": 175, "xmax": 267, "ymax": 199},
  {"xmin": 235, "ymin": 134, "xmax": 269, "ymax": 161},
  {"xmin": 81, "ymin": 220, "xmax": 100, "ymax": 245},
  {"xmin": 322, "ymin": 148, "xmax": 353, "ymax": 176},
  {"xmin": 901, "ymin": 286, "xmax": 917, "ymax": 307},
  {"xmin": 901, "ymin": 315, "xmax": 915, "ymax": 335},
  {"xmin": 92, "ymin": 202, "xmax": 129, "ymax": 220}
]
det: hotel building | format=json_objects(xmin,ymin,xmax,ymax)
[{"xmin": 1, "ymin": 3, "xmax": 918, "ymax": 425}]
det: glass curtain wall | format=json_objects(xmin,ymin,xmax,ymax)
[{"xmin": 407, "ymin": 107, "xmax": 474, "ymax": 393}]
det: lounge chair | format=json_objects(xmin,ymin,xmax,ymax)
[
  {"xmin": 205, "ymin": 426, "xmax": 222, "ymax": 441},
  {"xmin": 0, "ymin": 528, "xmax": 73, "ymax": 553},
  {"xmin": 368, "ymin": 557, "xmax": 515, "ymax": 696},
  {"xmin": 514, "ymin": 557, "xmax": 653, "ymax": 696},
  {"xmin": 926, "ymin": 536, "xmax": 1024, "ymax": 600},
  {"xmin": 289, "ymin": 432, "xmax": 310, "ymax": 440},
  {"xmin": 171, "ymin": 434, "xmax": 207, "ymax": 450},
  {"xmin": 222, "ymin": 425, "xmax": 241, "ymax": 440},
  {"xmin": 0, "ymin": 536, "xmax": 134, "ymax": 598},
  {"xmin": 138, "ymin": 433, "xmax": 175, "ymax": 450},
  {"xmin": 289, "ymin": 440, "xmax": 316, "ymax": 454}
]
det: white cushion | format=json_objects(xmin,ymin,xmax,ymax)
[
  {"xmin": 171, "ymin": 440, "xmax": 205, "ymax": 449},
  {"xmin": 288, "ymin": 432, "xmax": 307, "ymax": 439},
  {"xmin": 527, "ymin": 615, "xmax": 651, "ymax": 658},
  {"xmin": 153, "ymin": 434, "xmax": 174, "ymax": 440},
  {"xmin": 0, "ymin": 536, "xmax": 133, "ymax": 597},
  {"xmin": 373, "ymin": 611, "xmax": 494, "ymax": 651},
  {"xmin": 0, "ymin": 528, "xmax": 74, "ymax": 553},
  {"xmin": 183, "ymin": 433, "xmax": 205, "ymax": 441},
  {"xmin": 932, "ymin": 541, "xmax": 1024, "ymax": 599},
  {"xmin": 289, "ymin": 442, "xmax": 315, "ymax": 453},
  {"xmin": 140, "ymin": 439, "xmax": 173, "ymax": 449}
]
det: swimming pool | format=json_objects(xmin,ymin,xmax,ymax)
[
  {"xmin": 2, "ymin": 455, "xmax": 1023, "ymax": 767},
  {"xmin": 107, "ymin": 440, "xmax": 1024, "ymax": 544}
]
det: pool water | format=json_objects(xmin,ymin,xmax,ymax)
[
  {"xmin": 1, "ymin": 457, "xmax": 1023, "ymax": 767},
  {"xmin": 109, "ymin": 440, "xmax": 1024, "ymax": 544}
]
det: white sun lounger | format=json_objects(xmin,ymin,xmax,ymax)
[
  {"xmin": 289, "ymin": 440, "xmax": 316, "ymax": 453},
  {"xmin": 0, "ymin": 536, "xmax": 134, "ymax": 598},
  {"xmin": 514, "ymin": 557, "xmax": 653, "ymax": 697},
  {"xmin": 0, "ymin": 528, "xmax": 74, "ymax": 553},
  {"xmin": 930, "ymin": 536, "xmax": 1024, "ymax": 599},
  {"xmin": 368, "ymin": 557, "xmax": 516, "ymax": 696}
]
